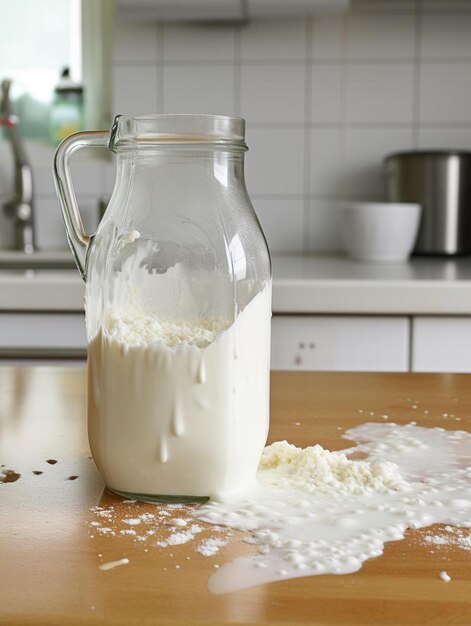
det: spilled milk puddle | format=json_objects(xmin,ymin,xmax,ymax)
[{"xmin": 88, "ymin": 421, "xmax": 471, "ymax": 594}]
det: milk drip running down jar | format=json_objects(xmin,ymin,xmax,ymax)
[{"xmin": 53, "ymin": 114, "xmax": 272, "ymax": 502}]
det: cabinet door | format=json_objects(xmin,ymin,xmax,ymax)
[
  {"xmin": 412, "ymin": 317, "xmax": 471, "ymax": 373},
  {"xmin": 0, "ymin": 313, "xmax": 86, "ymax": 359},
  {"xmin": 271, "ymin": 316, "xmax": 409, "ymax": 372}
]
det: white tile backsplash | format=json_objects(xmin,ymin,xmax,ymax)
[
  {"xmin": 310, "ymin": 65, "xmax": 343, "ymax": 123},
  {"xmin": 348, "ymin": 14, "xmax": 416, "ymax": 60},
  {"xmin": 239, "ymin": 18, "xmax": 306, "ymax": 61},
  {"xmin": 68, "ymin": 161, "xmax": 106, "ymax": 196},
  {"xmin": 35, "ymin": 161, "xmax": 105, "ymax": 197},
  {"xmin": 102, "ymin": 160, "xmax": 118, "ymax": 196},
  {"xmin": 420, "ymin": 13, "xmax": 471, "ymax": 59},
  {"xmin": 311, "ymin": 15, "xmax": 347, "ymax": 60},
  {"xmin": 252, "ymin": 198, "xmax": 304, "ymax": 253},
  {"xmin": 17, "ymin": 8, "xmax": 471, "ymax": 254},
  {"xmin": 245, "ymin": 128, "xmax": 305, "ymax": 195},
  {"xmin": 419, "ymin": 64, "xmax": 471, "ymax": 124},
  {"xmin": 163, "ymin": 23, "xmax": 235, "ymax": 61},
  {"xmin": 114, "ymin": 18, "xmax": 159, "ymax": 63},
  {"xmin": 418, "ymin": 127, "xmax": 471, "ymax": 150},
  {"xmin": 35, "ymin": 197, "xmax": 68, "ymax": 250},
  {"xmin": 344, "ymin": 127, "xmax": 414, "ymax": 195},
  {"xmin": 34, "ymin": 165, "xmax": 57, "ymax": 196},
  {"xmin": 162, "ymin": 64, "xmax": 235, "ymax": 115},
  {"xmin": 310, "ymin": 128, "xmax": 345, "ymax": 196},
  {"xmin": 35, "ymin": 196, "xmax": 101, "ymax": 250},
  {"xmin": 112, "ymin": 65, "xmax": 159, "ymax": 115},
  {"xmin": 240, "ymin": 64, "xmax": 305, "ymax": 123},
  {"xmin": 308, "ymin": 199, "xmax": 344, "ymax": 252},
  {"xmin": 346, "ymin": 64, "xmax": 414, "ymax": 124}
]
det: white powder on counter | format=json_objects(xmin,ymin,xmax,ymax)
[
  {"xmin": 196, "ymin": 538, "xmax": 228, "ymax": 557},
  {"xmin": 88, "ymin": 505, "xmax": 232, "ymax": 552},
  {"xmin": 422, "ymin": 527, "xmax": 471, "ymax": 551},
  {"xmin": 156, "ymin": 531, "xmax": 199, "ymax": 547},
  {"xmin": 123, "ymin": 518, "xmax": 142, "ymax": 526}
]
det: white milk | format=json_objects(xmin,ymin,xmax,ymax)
[{"xmin": 87, "ymin": 283, "xmax": 272, "ymax": 500}]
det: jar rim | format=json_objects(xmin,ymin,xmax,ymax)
[{"xmin": 110, "ymin": 113, "xmax": 247, "ymax": 151}]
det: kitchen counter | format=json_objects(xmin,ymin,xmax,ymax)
[
  {"xmin": 1, "ymin": 368, "xmax": 471, "ymax": 625},
  {"xmin": 273, "ymin": 254, "xmax": 471, "ymax": 314},
  {"xmin": 1, "ymin": 253, "xmax": 471, "ymax": 314}
]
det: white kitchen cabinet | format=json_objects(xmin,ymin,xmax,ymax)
[
  {"xmin": 271, "ymin": 316, "xmax": 410, "ymax": 372},
  {"xmin": 412, "ymin": 317, "xmax": 471, "ymax": 373},
  {"xmin": 2, "ymin": 310, "xmax": 470, "ymax": 373},
  {"xmin": 0, "ymin": 313, "xmax": 86, "ymax": 359}
]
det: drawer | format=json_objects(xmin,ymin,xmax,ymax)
[
  {"xmin": 271, "ymin": 316, "xmax": 409, "ymax": 372},
  {"xmin": 412, "ymin": 317, "xmax": 471, "ymax": 373}
]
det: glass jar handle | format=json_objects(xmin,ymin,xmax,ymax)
[{"xmin": 53, "ymin": 130, "xmax": 110, "ymax": 280}]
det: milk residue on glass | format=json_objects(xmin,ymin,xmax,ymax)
[{"xmin": 192, "ymin": 422, "xmax": 471, "ymax": 594}]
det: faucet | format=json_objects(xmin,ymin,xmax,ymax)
[{"xmin": 0, "ymin": 79, "xmax": 35, "ymax": 253}]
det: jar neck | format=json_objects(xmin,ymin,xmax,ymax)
[
  {"xmin": 109, "ymin": 114, "xmax": 247, "ymax": 151},
  {"xmin": 115, "ymin": 147, "xmax": 247, "ymax": 188}
]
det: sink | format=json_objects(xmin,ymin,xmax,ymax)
[{"xmin": 0, "ymin": 250, "xmax": 76, "ymax": 270}]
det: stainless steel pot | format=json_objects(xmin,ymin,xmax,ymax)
[{"xmin": 384, "ymin": 151, "xmax": 471, "ymax": 255}]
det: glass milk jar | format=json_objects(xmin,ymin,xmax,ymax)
[{"xmin": 53, "ymin": 114, "xmax": 272, "ymax": 502}]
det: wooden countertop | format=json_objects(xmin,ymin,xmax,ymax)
[{"xmin": 1, "ymin": 368, "xmax": 470, "ymax": 626}]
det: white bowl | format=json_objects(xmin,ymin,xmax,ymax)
[{"xmin": 339, "ymin": 202, "xmax": 422, "ymax": 263}]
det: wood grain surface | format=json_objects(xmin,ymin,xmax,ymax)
[{"xmin": 0, "ymin": 367, "xmax": 470, "ymax": 626}]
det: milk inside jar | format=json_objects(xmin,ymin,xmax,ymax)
[{"xmin": 53, "ymin": 115, "xmax": 272, "ymax": 501}]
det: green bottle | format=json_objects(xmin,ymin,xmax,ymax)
[{"xmin": 49, "ymin": 67, "xmax": 83, "ymax": 145}]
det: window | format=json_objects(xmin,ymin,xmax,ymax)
[
  {"xmin": 0, "ymin": 0, "xmax": 111, "ymax": 143},
  {"xmin": 0, "ymin": 0, "xmax": 82, "ymax": 141}
]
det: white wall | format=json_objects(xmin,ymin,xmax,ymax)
[{"xmin": 5, "ymin": 0, "xmax": 471, "ymax": 254}]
